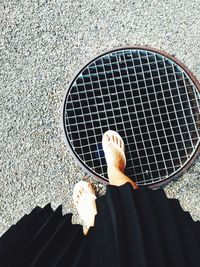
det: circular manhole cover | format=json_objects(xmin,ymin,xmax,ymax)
[{"xmin": 62, "ymin": 46, "xmax": 200, "ymax": 188}]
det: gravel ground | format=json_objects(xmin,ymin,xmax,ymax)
[{"xmin": 0, "ymin": 0, "xmax": 200, "ymax": 236}]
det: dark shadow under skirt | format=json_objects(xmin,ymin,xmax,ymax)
[{"xmin": 0, "ymin": 183, "xmax": 199, "ymax": 267}]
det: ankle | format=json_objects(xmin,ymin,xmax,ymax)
[
  {"xmin": 108, "ymin": 167, "xmax": 138, "ymax": 189},
  {"xmin": 107, "ymin": 163, "xmax": 124, "ymax": 174},
  {"xmin": 107, "ymin": 166, "xmax": 124, "ymax": 179}
]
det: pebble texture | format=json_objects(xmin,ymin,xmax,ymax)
[{"xmin": 0, "ymin": 0, "xmax": 200, "ymax": 235}]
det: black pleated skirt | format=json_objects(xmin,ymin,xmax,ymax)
[{"xmin": 0, "ymin": 183, "xmax": 199, "ymax": 267}]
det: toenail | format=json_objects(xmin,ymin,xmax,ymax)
[{"xmin": 106, "ymin": 134, "xmax": 110, "ymax": 141}]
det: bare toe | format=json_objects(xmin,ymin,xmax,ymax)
[{"xmin": 73, "ymin": 187, "xmax": 84, "ymax": 206}]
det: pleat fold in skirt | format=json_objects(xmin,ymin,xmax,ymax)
[{"xmin": 0, "ymin": 183, "xmax": 199, "ymax": 267}]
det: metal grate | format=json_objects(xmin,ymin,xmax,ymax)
[{"xmin": 62, "ymin": 47, "xmax": 200, "ymax": 188}]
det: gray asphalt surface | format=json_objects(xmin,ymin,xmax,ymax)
[{"xmin": 0, "ymin": 0, "xmax": 200, "ymax": 236}]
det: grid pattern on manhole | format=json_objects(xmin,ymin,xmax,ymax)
[{"xmin": 63, "ymin": 48, "xmax": 200, "ymax": 187}]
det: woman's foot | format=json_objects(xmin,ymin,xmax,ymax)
[
  {"xmin": 102, "ymin": 130, "xmax": 126, "ymax": 173},
  {"xmin": 102, "ymin": 130, "xmax": 138, "ymax": 189},
  {"xmin": 73, "ymin": 181, "xmax": 97, "ymax": 235}
]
